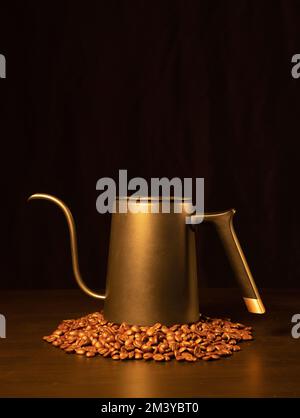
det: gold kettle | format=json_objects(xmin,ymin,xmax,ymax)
[{"xmin": 28, "ymin": 194, "xmax": 265, "ymax": 325}]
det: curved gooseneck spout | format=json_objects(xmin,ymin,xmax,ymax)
[{"xmin": 28, "ymin": 193, "xmax": 106, "ymax": 300}]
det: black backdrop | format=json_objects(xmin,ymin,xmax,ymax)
[{"xmin": 1, "ymin": 0, "xmax": 299, "ymax": 290}]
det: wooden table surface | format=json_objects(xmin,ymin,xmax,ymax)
[{"xmin": 0, "ymin": 288, "xmax": 299, "ymax": 398}]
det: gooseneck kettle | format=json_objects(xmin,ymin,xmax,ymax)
[{"xmin": 28, "ymin": 194, "xmax": 265, "ymax": 325}]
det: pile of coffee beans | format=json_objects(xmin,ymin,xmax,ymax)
[{"xmin": 43, "ymin": 312, "xmax": 253, "ymax": 361}]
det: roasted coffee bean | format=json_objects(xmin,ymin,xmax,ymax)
[
  {"xmin": 120, "ymin": 352, "xmax": 128, "ymax": 360},
  {"xmin": 182, "ymin": 352, "xmax": 197, "ymax": 362},
  {"xmin": 134, "ymin": 352, "xmax": 143, "ymax": 360},
  {"xmin": 46, "ymin": 335, "xmax": 57, "ymax": 343},
  {"xmin": 232, "ymin": 345, "xmax": 241, "ymax": 352},
  {"xmin": 153, "ymin": 354, "xmax": 165, "ymax": 361},
  {"xmin": 218, "ymin": 349, "xmax": 232, "ymax": 356},
  {"xmin": 143, "ymin": 353, "xmax": 153, "ymax": 360},
  {"xmin": 133, "ymin": 340, "xmax": 142, "ymax": 349},
  {"xmin": 131, "ymin": 325, "xmax": 140, "ymax": 333},
  {"xmin": 194, "ymin": 346, "xmax": 203, "ymax": 358},
  {"xmin": 158, "ymin": 343, "xmax": 168, "ymax": 353},
  {"xmin": 152, "ymin": 346, "xmax": 159, "ymax": 355},
  {"xmin": 169, "ymin": 342, "xmax": 179, "ymax": 351},
  {"xmin": 146, "ymin": 328, "xmax": 155, "ymax": 337},
  {"xmin": 43, "ymin": 311, "xmax": 253, "ymax": 362},
  {"xmin": 75, "ymin": 348, "xmax": 86, "ymax": 355},
  {"xmin": 242, "ymin": 334, "xmax": 253, "ymax": 341},
  {"xmin": 141, "ymin": 344, "xmax": 152, "ymax": 352}
]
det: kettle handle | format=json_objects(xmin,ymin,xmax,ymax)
[
  {"xmin": 191, "ymin": 209, "xmax": 265, "ymax": 314},
  {"xmin": 28, "ymin": 194, "xmax": 106, "ymax": 300}
]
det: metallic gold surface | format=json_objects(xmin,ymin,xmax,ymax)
[
  {"xmin": 104, "ymin": 199, "xmax": 199, "ymax": 324},
  {"xmin": 191, "ymin": 209, "xmax": 265, "ymax": 314},
  {"xmin": 243, "ymin": 297, "xmax": 265, "ymax": 314},
  {"xmin": 28, "ymin": 194, "xmax": 106, "ymax": 299}
]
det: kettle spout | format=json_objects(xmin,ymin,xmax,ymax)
[{"xmin": 28, "ymin": 193, "xmax": 105, "ymax": 300}]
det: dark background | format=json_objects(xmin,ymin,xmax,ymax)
[{"xmin": 1, "ymin": 0, "xmax": 299, "ymax": 290}]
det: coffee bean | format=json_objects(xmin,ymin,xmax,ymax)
[
  {"xmin": 169, "ymin": 342, "xmax": 179, "ymax": 351},
  {"xmin": 232, "ymin": 345, "xmax": 241, "ymax": 352},
  {"xmin": 182, "ymin": 352, "xmax": 197, "ymax": 362},
  {"xmin": 161, "ymin": 326, "xmax": 169, "ymax": 334},
  {"xmin": 242, "ymin": 334, "xmax": 253, "ymax": 341},
  {"xmin": 146, "ymin": 328, "xmax": 155, "ymax": 337},
  {"xmin": 194, "ymin": 346, "xmax": 203, "ymax": 358},
  {"xmin": 134, "ymin": 352, "xmax": 143, "ymax": 360},
  {"xmin": 153, "ymin": 354, "xmax": 165, "ymax": 361},
  {"xmin": 120, "ymin": 352, "xmax": 128, "ymax": 360},
  {"xmin": 141, "ymin": 344, "xmax": 152, "ymax": 352},
  {"xmin": 75, "ymin": 348, "xmax": 86, "ymax": 355},
  {"xmin": 158, "ymin": 344, "xmax": 167, "ymax": 353},
  {"xmin": 133, "ymin": 340, "xmax": 142, "ymax": 349},
  {"xmin": 131, "ymin": 325, "xmax": 140, "ymax": 333},
  {"xmin": 143, "ymin": 353, "xmax": 153, "ymax": 360},
  {"xmin": 218, "ymin": 349, "xmax": 232, "ymax": 356}
]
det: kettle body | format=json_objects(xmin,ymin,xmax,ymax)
[
  {"xmin": 28, "ymin": 194, "xmax": 265, "ymax": 325},
  {"xmin": 105, "ymin": 201, "xmax": 199, "ymax": 324}
]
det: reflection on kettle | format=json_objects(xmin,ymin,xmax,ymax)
[{"xmin": 28, "ymin": 194, "xmax": 265, "ymax": 325}]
